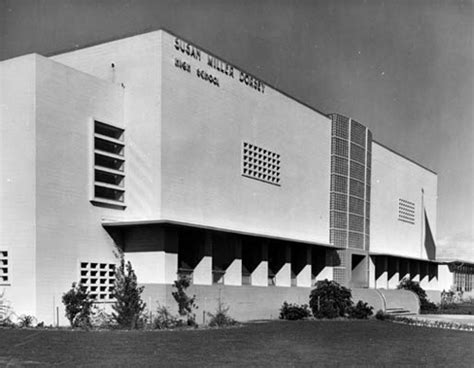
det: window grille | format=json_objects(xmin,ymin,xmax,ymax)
[
  {"xmin": 349, "ymin": 196, "xmax": 364, "ymax": 215},
  {"xmin": 350, "ymin": 144, "xmax": 365, "ymax": 165},
  {"xmin": 330, "ymin": 192, "xmax": 347, "ymax": 212},
  {"xmin": 350, "ymin": 161, "xmax": 365, "ymax": 182},
  {"xmin": 242, "ymin": 142, "xmax": 281, "ymax": 185},
  {"xmin": 331, "ymin": 156, "xmax": 348, "ymax": 176},
  {"xmin": 351, "ymin": 120, "xmax": 366, "ymax": 147},
  {"xmin": 350, "ymin": 179, "xmax": 365, "ymax": 199},
  {"xmin": 332, "ymin": 137, "xmax": 349, "ymax": 157},
  {"xmin": 93, "ymin": 121, "xmax": 125, "ymax": 208}
]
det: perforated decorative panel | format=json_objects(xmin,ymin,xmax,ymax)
[
  {"xmin": 80, "ymin": 262, "xmax": 116, "ymax": 301},
  {"xmin": 0, "ymin": 251, "xmax": 8, "ymax": 284},
  {"xmin": 331, "ymin": 175, "xmax": 348, "ymax": 194},
  {"xmin": 242, "ymin": 142, "xmax": 281, "ymax": 185},
  {"xmin": 331, "ymin": 156, "xmax": 349, "ymax": 176},
  {"xmin": 330, "ymin": 192, "xmax": 348, "ymax": 212},
  {"xmin": 398, "ymin": 199, "xmax": 415, "ymax": 225}
]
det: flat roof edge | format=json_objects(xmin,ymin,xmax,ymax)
[
  {"xmin": 102, "ymin": 218, "xmax": 336, "ymax": 248},
  {"xmin": 369, "ymin": 252, "xmax": 439, "ymax": 263},
  {"xmin": 373, "ymin": 140, "xmax": 437, "ymax": 175},
  {"xmin": 46, "ymin": 27, "xmax": 330, "ymax": 121}
]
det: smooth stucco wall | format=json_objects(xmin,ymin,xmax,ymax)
[
  {"xmin": 160, "ymin": 32, "xmax": 331, "ymax": 244},
  {"xmin": 0, "ymin": 55, "xmax": 37, "ymax": 317},
  {"xmin": 52, "ymin": 31, "xmax": 163, "ymax": 220},
  {"xmin": 35, "ymin": 56, "xmax": 125, "ymax": 324},
  {"xmin": 370, "ymin": 142, "xmax": 437, "ymax": 260}
]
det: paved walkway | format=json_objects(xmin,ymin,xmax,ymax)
[{"xmin": 410, "ymin": 314, "xmax": 474, "ymax": 326}]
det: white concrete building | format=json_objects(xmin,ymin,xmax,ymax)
[{"xmin": 1, "ymin": 30, "xmax": 465, "ymax": 325}]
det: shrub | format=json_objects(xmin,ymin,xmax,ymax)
[
  {"xmin": 62, "ymin": 282, "xmax": 94, "ymax": 328},
  {"xmin": 172, "ymin": 276, "xmax": 198, "ymax": 326},
  {"xmin": 397, "ymin": 278, "xmax": 438, "ymax": 312},
  {"xmin": 309, "ymin": 279, "xmax": 353, "ymax": 318},
  {"xmin": 154, "ymin": 305, "xmax": 182, "ymax": 329},
  {"xmin": 348, "ymin": 301, "xmax": 373, "ymax": 319},
  {"xmin": 375, "ymin": 309, "xmax": 388, "ymax": 321},
  {"xmin": 207, "ymin": 301, "xmax": 237, "ymax": 327},
  {"xmin": 111, "ymin": 260, "xmax": 146, "ymax": 329},
  {"xmin": 279, "ymin": 302, "xmax": 311, "ymax": 320}
]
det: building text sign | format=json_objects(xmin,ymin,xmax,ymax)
[{"xmin": 174, "ymin": 37, "xmax": 265, "ymax": 94}]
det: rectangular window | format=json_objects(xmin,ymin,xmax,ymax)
[
  {"xmin": 398, "ymin": 198, "xmax": 415, "ymax": 225},
  {"xmin": 92, "ymin": 121, "xmax": 125, "ymax": 208},
  {"xmin": 0, "ymin": 251, "xmax": 8, "ymax": 284},
  {"xmin": 80, "ymin": 262, "xmax": 116, "ymax": 301},
  {"xmin": 242, "ymin": 142, "xmax": 281, "ymax": 186}
]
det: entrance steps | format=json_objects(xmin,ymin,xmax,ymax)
[{"xmin": 385, "ymin": 307, "xmax": 416, "ymax": 316}]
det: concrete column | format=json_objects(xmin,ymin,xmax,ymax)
[
  {"xmin": 368, "ymin": 256, "xmax": 376, "ymax": 288},
  {"xmin": 388, "ymin": 258, "xmax": 400, "ymax": 289},
  {"xmin": 437, "ymin": 264, "xmax": 452, "ymax": 291},
  {"xmin": 275, "ymin": 244, "xmax": 291, "ymax": 287},
  {"xmin": 411, "ymin": 261, "xmax": 420, "ymax": 282},
  {"xmin": 193, "ymin": 231, "xmax": 212, "ymax": 285},
  {"xmin": 376, "ymin": 256, "xmax": 388, "ymax": 288},
  {"xmin": 420, "ymin": 262, "xmax": 430, "ymax": 289},
  {"xmin": 427, "ymin": 263, "xmax": 438, "ymax": 290},
  {"xmin": 251, "ymin": 241, "xmax": 268, "ymax": 286},
  {"xmin": 124, "ymin": 227, "xmax": 178, "ymax": 284},
  {"xmin": 225, "ymin": 238, "xmax": 242, "ymax": 286},
  {"xmin": 296, "ymin": 245, "xmax": 312, "ymax": 287}
]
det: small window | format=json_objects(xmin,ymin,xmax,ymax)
[
  {"xmin": 0, "ymin": 251, "xmax": 9, "ymax": 284},
  {"xmin": 92, "ymin": 120, "xmax": 125, "ymax": 208},
  {"xmin": 242, "ymin": 142, "xmax": 281, "ymax": 186},
  {"xmin": 79, "ymin": 262, "xmax": 116, "ymax": 301},
  {"xmin": 398, "ymin": 198, "xmax": 415, "ymax": 224}
]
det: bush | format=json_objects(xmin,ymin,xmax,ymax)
[
  {"xmin": 111, "ymin": 260, "xmax": 146, "ymax": 329},
  {"xmin": 154, "ymin": 305, "xmax": 182, "ymax": 329},
  {"xmin": 397, "ymin": 278, "xmax": 438, "ymax": 312},
  {"xmin": 172, "ymin": 276, "xmax": 198, "ymax": 326},
  {"xmin": 348, "ymin": 301, "xmax": 373, "ymax": 319},
  {"xmin": 309, "ymin": 280, "xmax": 353, "ymax": 319},
  {"xmin": 279, "ymin": 302, "xmax": 311, "ymax": 320},
  {"xmin": 375, "ymin": 309, "xmax": 388, "ymax": 321},
  {"xmin": 207, "ymin": 301, "xmax": 237, "ymax": 327},
  {"xmin": 62, "ymin": 282, "xmax": 93, "ymax": 328}
]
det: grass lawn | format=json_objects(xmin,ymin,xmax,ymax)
[{"xmin": 1, "ymin": 320, "xmax": 473, "ymax": 367}]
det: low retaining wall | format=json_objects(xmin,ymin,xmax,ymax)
[{"xmin": 140, "ymin": 284, "xmax": 421, "ymax": 321}]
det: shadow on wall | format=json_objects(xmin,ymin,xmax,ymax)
[{"xmin": 424, "ymin": 210, "xmax": 436, "ymax": 260}]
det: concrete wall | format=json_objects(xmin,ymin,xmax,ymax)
[
  {"xmin": 52, "ymin": 31, "xmax": 163, "ymax": 220},
  {"xmin": 160, "ymin": 31, "xmax": 331, "ymax": 245},
  {"xmin": 34, "ymin": 56, "xmax": 125, "ymax": 324},
  {"xmin": 0, "ymin": 55, "xmax": 37, "ymax": 317},
  {"xmin": 370, "ymin": 142, "xmax": 437, "ymax": 260}
]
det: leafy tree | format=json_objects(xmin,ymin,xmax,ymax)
[
  {"xmin": 62, "ymin": 282, "xmax": 93, "ymax": 328},
  {"xmin": 111, "ymin": 260, "xmax": 146, "ymax": 329},
  {"xmin": 397, "ymin": 278, "xmax": 438, "ymax": 312},
  {"xmin": 172, "ymin": 275, "xmax": 198, "ymax": 326},
  {"xmin": 309, "ymin": 279, "xmax": 353, "ymax": 318}
]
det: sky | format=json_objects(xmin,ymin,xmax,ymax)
[{"xmin": 1, "ymin": 0, "xmax": 473, "ymax": 260}]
